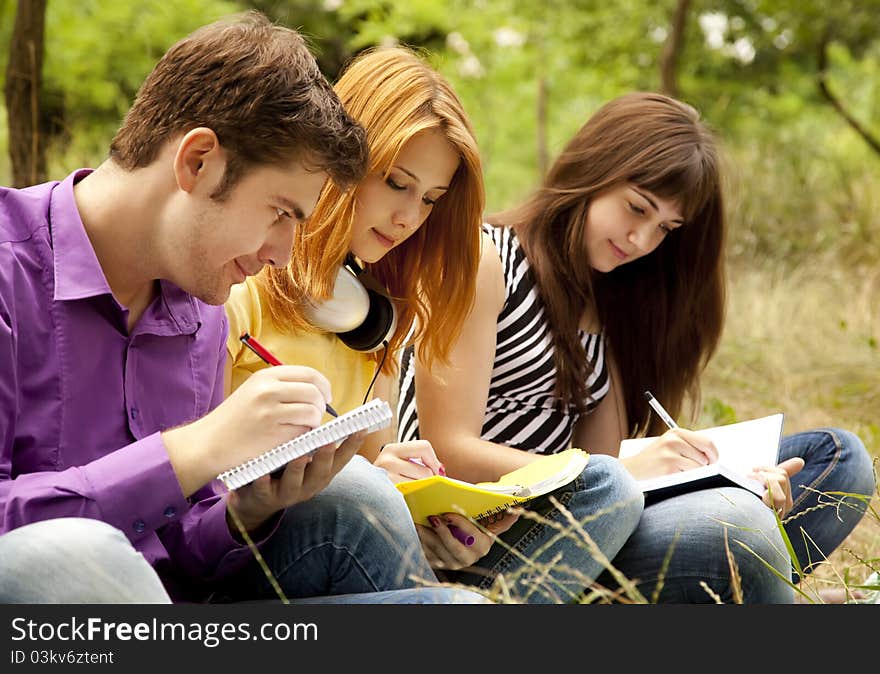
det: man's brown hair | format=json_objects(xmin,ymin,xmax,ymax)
[{"xmin": 109, "ymin": 10, "xmax": 368, "ymax": 196}]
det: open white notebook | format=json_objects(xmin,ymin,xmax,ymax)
[
  {"xmin": 618, "ymin": 413, "xmax": 784, "ymax": 504},
  {"xmin": 218, "ymin": 399, "xmax": 392, "ymax": 490}
]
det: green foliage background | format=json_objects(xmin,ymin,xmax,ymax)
[{"xmin": 2, "ymin": 0, "xmax": 878, "ymax": 268}]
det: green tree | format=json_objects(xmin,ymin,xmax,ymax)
[
  {"xmin": 335, "ymin": 0, "xmax": 676, "ymax": 207},
  {"xmin": 26, "ymin": 0, "xmax": 237, "ymax": 173},
  {"xmin": 242, "ymin": 1, "xmax": 361, "ymax": 78}
]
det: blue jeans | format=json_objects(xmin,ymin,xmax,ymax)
[
  {"xmin": 442, "ymin": 454, "xmax": 645, "ymax": 604},
  {"xmin": 598, "ymin": 486, "xmax": 793, "ymax": 603},
  {"xmin": 778, "ymin": 428, "xmax": 875, "ymax": 580},
  {"xmin": 596, "ymin": 428, "xmax": 875, "ymax": 603},
  {"xmin": 1, "ymin": 460, "xmax": 488, "ymax": 605},
  {"xmin": 0, "ymin": 518, "xmax": 172, "ymax": 603},
  {"xmin": 212, "ymin": 456, "xmax": 488, "ymax": 604}
]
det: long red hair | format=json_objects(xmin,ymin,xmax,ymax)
[{"xmin": 256, "ymin": 47, "xmax": 485, "ymax": 373}]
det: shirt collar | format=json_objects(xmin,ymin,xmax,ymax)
[
  {"xmin": 50, "ymin": 169, "xmax": 201, "ymax": 336},
  {"xmin": 51, "ymin": 169, "xmax": 112, "ymax": 301},
  {"xmin": 140, "ymin": 280, "xmax": 202, "ymax": 336}
]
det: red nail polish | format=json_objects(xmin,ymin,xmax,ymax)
[{"xmin": 438, "ymin": 464, "xmax": 447, "ymax": 476}]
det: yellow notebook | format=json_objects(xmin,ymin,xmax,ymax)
[{"xmin": 396, "ymin": 448, "xmax": 590, "ymax": 525}]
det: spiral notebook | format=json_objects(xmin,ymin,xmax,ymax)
[{"xmin": 217, "ymin": 398, "xmax": 393, "ymax": 490}]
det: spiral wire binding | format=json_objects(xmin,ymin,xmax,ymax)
[{"xmin": 218, "ymin": 398, "xmax": 393, "ymax": 490}]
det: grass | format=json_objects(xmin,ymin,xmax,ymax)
[{"xmin": 698, "ymin": 257, "xmax": 880, "ymax": 601}]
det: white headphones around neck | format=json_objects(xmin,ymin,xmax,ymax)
[{"xmin": 301, "ymin": 255, "xmax": 398, "ymax": 353}]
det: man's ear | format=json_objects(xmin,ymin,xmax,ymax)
[{"xmin": 172, "ymin": 127, "xmax": 226, "ymax": 194}]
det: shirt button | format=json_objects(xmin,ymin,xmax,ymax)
[
  {"xmin": 163, "ymin": 506, "xmax": 177, "ymax": 518},
  {"xmin": 129, "ymin": 407, "xmax": 139, "ymax": 419},
  {"xmin": 133, "ymin": 519, "xmax": 146, "ymax": 533}
]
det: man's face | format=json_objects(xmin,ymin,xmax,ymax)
[{"xmin": 173, "ymin": 159, "xmax": 327, "ymax": 305}]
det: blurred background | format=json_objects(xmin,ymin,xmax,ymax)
[{"xmin": 2, "ymin": 0, "xmax": 877, "ymax": 587}]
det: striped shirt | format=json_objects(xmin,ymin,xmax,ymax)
[{"xmin": 397, "ymin": 224, "xmax": 608, "ymax": 455}]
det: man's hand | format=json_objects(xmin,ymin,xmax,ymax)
[
  {"xmin": 163, "ymin": 365, "xmax": 333, "ymax": 496},
  {"xmin": 225, "ymin": 431, "xmax": 366, "ymax": 533}
]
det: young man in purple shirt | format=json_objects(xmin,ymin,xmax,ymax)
[{"xmin": 0, "ymin": 12, "xmax": 483, "ymax": 604}]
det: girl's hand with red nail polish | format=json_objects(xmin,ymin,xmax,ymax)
[
  {"xmin": 373, "ymin": 439, "xmax": 445, "ymax": 483},
  {"xmin": 417, "ymin": 511, "xmax": 519, "ymax": 570}
]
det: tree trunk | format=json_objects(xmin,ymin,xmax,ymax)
[
  {"xmin": 4, "ymin": 0, "xmax": 48, "ymax": 187},
  {"xmin": 659, "ymin": 0, "xmax": 690, "ymax": 98}
]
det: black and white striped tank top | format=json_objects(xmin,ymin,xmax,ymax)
[{"xmin": 397, "ymin": 224, "xmax": 609, "ymax": 455}]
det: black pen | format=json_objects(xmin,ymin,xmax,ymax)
[
  {"xmin": 240, "ymin": 332, "xmax": 338, "ymax": 417},
  {"xmin": 644, "ymin": 390, "xmax": 678, "ymax": 430}
]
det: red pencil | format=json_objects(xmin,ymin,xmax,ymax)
[
  {"xmin": 239, "ymin": 331, "xmax": 282, "ymax": 366},
  {"xmin": 239, "ymin": 332, "xmax": 338, "ymax": 417}
]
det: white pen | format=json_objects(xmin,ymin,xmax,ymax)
[{"xmin": 644, "ymin": 390, "xmax": 679, "ymax": 429}]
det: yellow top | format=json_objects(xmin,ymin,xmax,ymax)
[{"xmin": 224, "ymin": 277, "xmax": 376, "ymax": 420}]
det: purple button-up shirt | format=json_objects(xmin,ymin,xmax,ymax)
[{"xmin": 0, "ymin": 170, "xmax": 255, "ymax": 601}]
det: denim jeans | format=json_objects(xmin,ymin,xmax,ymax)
[
  {"xmin": 778, "ymin": 428, "xmax": 875, "ymax": 580},
  {"xmin": 1, "ymin": 459, "xmax": 488, "ymax": 605},
  {"xmin": 598, "ymin": 486, "xmax": 793, "ymax": 603},
  {"xmin": 212, "ymin": 455, "xmax": 488, "ymax": 604},
  {"xmin": 596, "ymin": 428, "xmax": 876, "ymax": 603},
  {"xmin": 443, "ymin": 454, "xmax": 645, "ymax": 604},
  {"xmin": 0, "ymin": 518, "xmax": 172, "ymax": 603}
]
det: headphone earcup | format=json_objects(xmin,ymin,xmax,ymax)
[
  {"xmin": 336, "ymin": 287, "xmax": 397, "ymax": 353},
  {"xmin": 302, "ymin": 266, "xmax": 370, "ymax": 333}
]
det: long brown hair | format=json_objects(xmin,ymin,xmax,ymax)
[
  {"xmin": 256, "ymin": 46, "xmax": 484, "ymax": 373},
  {"xmin": 489, "ymin": 92, "xmax": 726, "ymax": 436}
]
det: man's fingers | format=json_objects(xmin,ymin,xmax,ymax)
[
  {"xmin": 262, "ymin": 365, "xmax": 333, "ymax": 405},
  {"xmin": 331, "ymin": 434, "xmax": 364, "ymax": 473}
]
